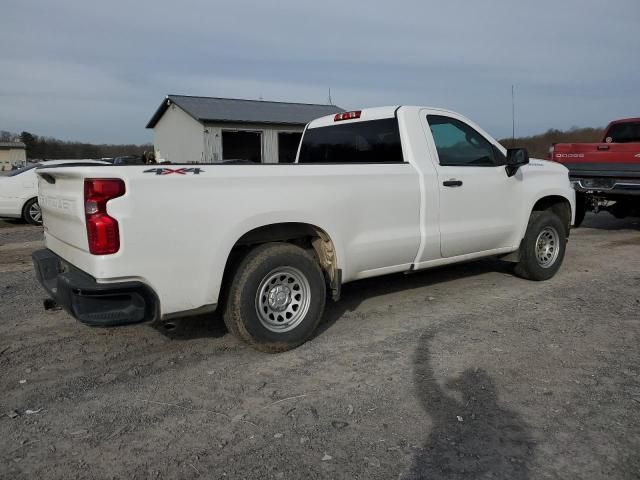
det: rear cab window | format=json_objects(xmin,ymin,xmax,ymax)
[
  {"xmin": 606, "ymin": 122, "xmax": 640, "ymax": 143},
  {"xmin": 298, "ymin": 118, "xmax": 404, "ymax": 164}
]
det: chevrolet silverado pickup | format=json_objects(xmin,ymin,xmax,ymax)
[
  {"xmin": 32, "ymin": 106, "xmax": 575, "ymax": 352},
  {"xmin": 550, "ymin": 118, "xmax": 640, "ymax": 226}
]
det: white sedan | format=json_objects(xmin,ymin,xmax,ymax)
[{"xmin": 0, "ymin": 160, "xmax": 109, "ymax": 225}]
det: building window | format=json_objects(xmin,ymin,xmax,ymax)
[
  {"xmin": 222, "ymin": 131, "xmax": 262, "ymax": 163},
  {"xmin": 278, "ymin": 132, "xmax": 303, "ymax": 163}
]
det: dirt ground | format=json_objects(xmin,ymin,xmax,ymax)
[{"xmin": 0, "ymin": 214, "xmax": 639, "ymax": 479}]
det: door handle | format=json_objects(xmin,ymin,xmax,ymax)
[
  {"xmin": 443, "ymin": 179, "xmax": 463, "ymax": 187},
  {"xmin": 597, "ymin": 145, "xmax": 610, "ymax": 151}
]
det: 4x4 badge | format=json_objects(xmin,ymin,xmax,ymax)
[{"xmin": 144, "ymin": 167, "xmax": 204, "ymax": 175}]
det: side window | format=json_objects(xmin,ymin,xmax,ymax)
[
  {"xmin": 298, "ymin": 118, "xmax": 404, "ymax": 164},
  {"xmin": 427, "ymin": 115, "xmax": 498, "ymax": 167}
]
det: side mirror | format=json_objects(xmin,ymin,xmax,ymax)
[{"xmin": 505, "ymin": 148, "xmax": 529, "ymax": 177}]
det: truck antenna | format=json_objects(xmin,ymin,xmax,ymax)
[
  {"xmin": 328, "ymin": 88, "xmax": 333, "ymax": 105},
  {"xmin": 511, "ymin": 84, "xmax": 516, "ymax": 147}
]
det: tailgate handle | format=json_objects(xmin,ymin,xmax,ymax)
[
  {"xmin": 443, "ymin": 179, "xmax": 463, "ymax": 187},
  {"xmin": 597, "ymin": 145, "xmax": 610, "ymax": 151}
]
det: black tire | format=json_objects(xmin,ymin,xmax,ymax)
[
  {"xmin": 514, "ymin": 211, "xmax": 567, "ymax": 281},
  {"xmin": 223, "ymin": 243, "xmax": 326, "ymax": 352},
  {"xmin": 573, "ymin": 192, "xmax": 586, "ymax": 228},
  {"xmin": 22, "ymin": 197, "xmax": 42, "ymax": 226}
]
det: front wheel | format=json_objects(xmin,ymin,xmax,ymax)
[
  {"xmin": 223, "ymin": 243, "xmax": 326, "ymax": 352},
  {"xmin": 22, "ymin": 198, "xmax": 42, "ymax": 226},
  {"xmin": 514, "ymin": 211, "xmax": 567, "ymax": 281}
]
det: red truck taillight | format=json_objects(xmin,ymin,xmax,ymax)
[{"xmin": 84, "ymin": 179, "xmax": 125, "ymax": 255}]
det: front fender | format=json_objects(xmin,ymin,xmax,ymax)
[{"xmin": 518, "ymin": 188, "xmax": 576, "ymax": 241}]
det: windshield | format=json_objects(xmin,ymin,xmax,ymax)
[
  {"xmin": 6, "ymin": 164, "xmax": 38, "ymax": 177},
  {"xmin": 606, "ymin": 122, "xmax": 640, "ymax": 143}
]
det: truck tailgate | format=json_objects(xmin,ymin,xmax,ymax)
[
  {"xmin": 553, "ymin": 143, "xmax": 640, "ymax": 177},
  {"xmin": 37, "ymin": 167, "xmax": 90, "ymax": 251}
]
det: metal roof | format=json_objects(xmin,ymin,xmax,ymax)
[
  {"xmin": 0, "ymin": 141, "xmax": 26, "ymax": 149},
  {"xmin": 146, "ymin": 95, "xmax": 344, "ymax": 128}
]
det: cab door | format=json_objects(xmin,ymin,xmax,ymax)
[{"xmin": 423, "ymin": 113, "xmax": 523, "ymax": 258}]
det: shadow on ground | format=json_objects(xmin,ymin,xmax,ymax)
[
  {"xmin": 403, "ymin": 330, "xmax": 535, "ymax": 479},
  {"xmin": 581, "ymin": 212, "xmax": 640, "ymax": 231},
  {"xmin": 0, "ymin": 218, "xmax": 27, "ymax": 229},
  {"xmin": 317, "ymin": 258, "xmax": 513, "ymax": 338},
  {"xmin": 152, "ymin": 312, "xmax": 226, "ymax": 340}
]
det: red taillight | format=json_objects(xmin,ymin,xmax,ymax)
[
  {"xmin": 84, "ymin": 179, "xmax": 125, "ymax": 255},
  {"xmin": 334, "ymin": 110, "xmax": 361, "ymax": 122}
]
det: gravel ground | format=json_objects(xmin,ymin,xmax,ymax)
[{"xmin": 0, "ymin": 214, "xmax": 639, "ymax": 479}]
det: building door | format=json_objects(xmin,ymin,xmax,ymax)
[
  {"xmin": 222, "ymin": 130, "xmax": 262, "ymax": 163},
  {"xmin": 278, "ymin": 132, "xmax": 303, "ymax": 163}
]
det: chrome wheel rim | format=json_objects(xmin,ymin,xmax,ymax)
[
  {"xmin": 255, "ymin": 266, "xmax": 311, "ymax": 333},
  {"xmin": 535, "ymin": 226, "xmax": 560, "ymax": 268},
  {"xmin": 29, "ymin": 202, "xmax": 42, "ymax": 224}
]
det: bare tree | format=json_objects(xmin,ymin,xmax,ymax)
[{"xmin": 0, "ymin": 131, "xmax": 14, "ymax": 141}]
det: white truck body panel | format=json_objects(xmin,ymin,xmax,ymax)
[{"xmin": 36, "ymin": 106, "xmax": 575, "ymax": 319}]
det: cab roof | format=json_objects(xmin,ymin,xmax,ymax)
[
  {"xmin": 608, "ymin": 117, "xmax": 640, "ymax": 125},
  {"xmin": 306, "ymin": 105, "xmax": 461, "ymax": 128}
]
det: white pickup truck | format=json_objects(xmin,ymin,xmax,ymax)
[{"xmin": 33, "ymin": 106, "xmax": 575, "ymax": 352}]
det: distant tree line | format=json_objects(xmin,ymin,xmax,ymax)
[
  {"xmin": 0, "ymin": 130, "xmax": 152, "ymax": 160},
  {"xmin": 499, "ymin": 126, "xmax": 605, "ymax": 159}
]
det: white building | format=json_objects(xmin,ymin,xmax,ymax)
[
  {"xmin": 146, "ymin": 95, "xmax": 343, "ymax": 164},
  {"xmin": 0, "ymin": 142, "xmax": 26, "ymax": 171}
]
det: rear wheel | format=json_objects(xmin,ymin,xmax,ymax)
[
  {"xmin": 223, "ymin": 243, "xmax": 326, "ymax": 352},
  {"xmin": 22, "ymin": 198, "xmax": 42, "ymax": 226},
  {"xmin": 514, "ymin": 211, "xmax": 567, "ymax": 281}
]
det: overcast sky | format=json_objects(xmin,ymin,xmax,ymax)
[{"xmin": 1, "ymin": 0, "xmax": 638, "ymax": 144}]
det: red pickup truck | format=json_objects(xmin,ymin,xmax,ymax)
[{"xmin": 550, "ymin": 118, "xmax": 640, "ymax": 226}]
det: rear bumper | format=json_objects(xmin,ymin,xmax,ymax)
[
  {"xmin": 570, "ymin": 177, "xmax": 640, "ymax": 196},
  {"xmin": 32, "ymin": 249, "xmax": 158, "ymax": 326}
]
